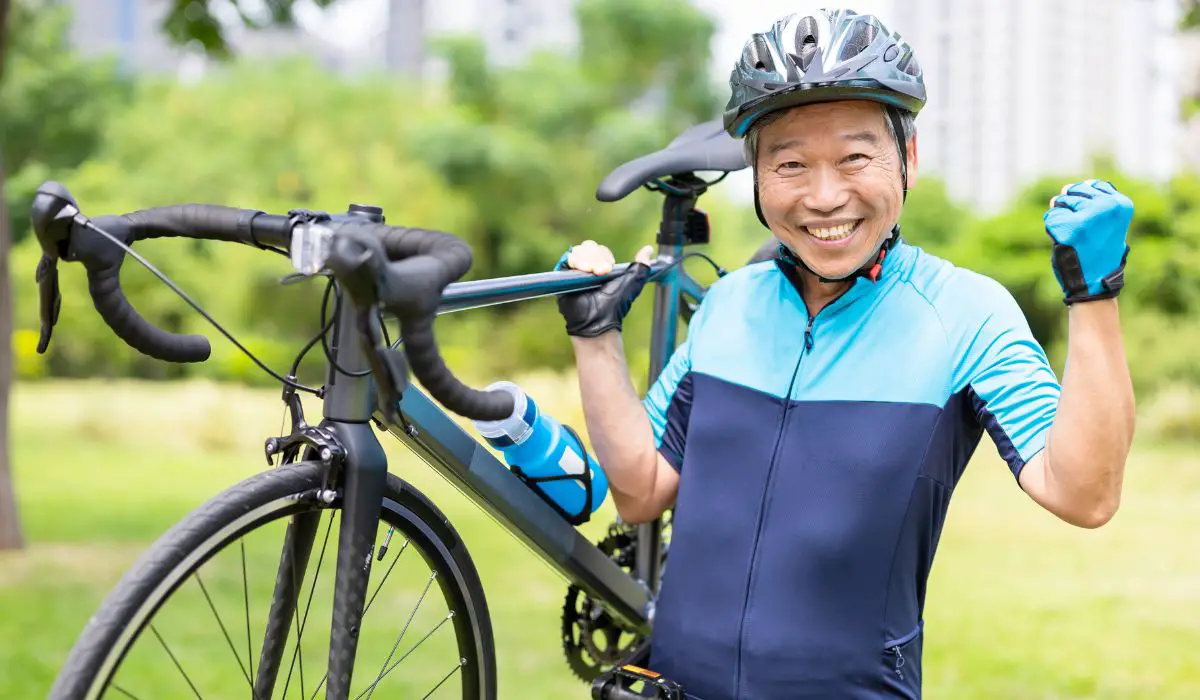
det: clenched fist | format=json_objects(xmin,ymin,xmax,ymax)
[{"xmin": 1044, "ymin": 179, "xmax": 1134, "ymax": 305}]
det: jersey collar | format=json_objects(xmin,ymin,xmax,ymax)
[{"xmin": 775, "ymin": 236, "xmax": 912, "ymax": 318}]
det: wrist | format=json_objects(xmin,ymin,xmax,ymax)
[
  {"xmin": 1067, "ymin": 296, "xmax": 1120, "ymax": 323},
  {"xmin": 570, "ymin": 331, "xmax": 621, "ymax": 353}
]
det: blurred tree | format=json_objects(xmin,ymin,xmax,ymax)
[
  {"xmin": 1184, "ymin": 1, "xmax": 1200, "ymax": 29},
  {"xmin": 0, "ymin": 0, "xmax": 347, "ymax": 548},
  {"xmin": 160, "ymin": 0, "xmax": 337, "ymax": 60},
  {"xmin": 1, "ymin": 0, "xmax": 17, "ymax": 550},
  {"xmin": 1, "ymin": 0, "xmax": 130, "ymax": 238},
  {"xmin": 409, "ymin": 0, "xmax": 720, "ymax": 279},
  {"xmin": 1180, "ymin": 3, "xmax": 1200, "ymax": 117}
]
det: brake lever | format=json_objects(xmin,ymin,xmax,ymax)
[
  {"xmin": 356, "ymin": 305, "xmax": 409, "ymax": 424},
  {"xmin": 35, "ymin": 255, "xmax": 62, "ymax": 353},
  {"xmin": 29, "ymin": 181, "xmax": 84, "ymax": 355}
]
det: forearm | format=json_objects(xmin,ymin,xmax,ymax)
[
  {"xmin": 1043, "ymin": 299, "xmax": 1136, "ymax": 524},
  {"xmin": 570, "ymin": 333, "xmax": 670, "ymax": 521}
]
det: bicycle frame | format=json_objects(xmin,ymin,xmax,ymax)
[
  {"xmin": 384, "ymin": 255, "xmax": 705, "ymax": 631},
  {"xmin": 262, "ymin": 188, "xmax": 712, "ymax": 696}
]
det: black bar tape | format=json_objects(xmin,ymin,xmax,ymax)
[
  {"xmin": 398, "ymin": 313, "xmax": 513, "ymax": 420},
  {"xmin": 123, "ymin": 205, "xmax": 292, "ymax": 248},
  {"xmin": 86, "ymin": 261, "xmax": 211, "ymax": 363},
  {"xmin": 339, "ymin": 223, "xmax": 511, "ymax": 421}
]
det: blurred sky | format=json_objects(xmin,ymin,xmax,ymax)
[{"xmin": 298, "ymin": 0, "xmax": 898, "ymax": 76}]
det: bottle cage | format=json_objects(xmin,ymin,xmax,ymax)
[{"xmin": 509, "ymin": 423, "xmax": 596, "ymax": 527}]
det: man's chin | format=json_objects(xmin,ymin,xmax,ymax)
[{"xmin": 793, "ymin": 246, "xmax": 877, "ymax": 281}]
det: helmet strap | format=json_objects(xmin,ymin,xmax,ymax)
[
  {"xmin": 885, "ymin": 105, "xmax": 910, "ymax": 202},
  {"xmin": 775, "ymin": 225, "xmax": 900, "ymax": 284}
]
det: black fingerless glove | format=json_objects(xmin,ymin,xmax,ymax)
[{"xmin": 555, "ymin": 254, "xmax": 651, "ymax": 338}]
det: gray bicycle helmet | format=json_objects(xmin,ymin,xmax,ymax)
[
  {"xmin": 723, "ymin": 8, "xmax": 926, "ymax": 138},
  {"xmin": 725, "ymin": 9, "xmax": 927, "ymax": 284}
]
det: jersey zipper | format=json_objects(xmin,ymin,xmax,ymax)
[{"xmin": 731, "ymin": 312, "xmax": 816, "ymax": 697}]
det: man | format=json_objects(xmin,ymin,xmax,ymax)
[{"xmin": 556, "ymin": 8, "xmax": 1135, "ymax": 699}]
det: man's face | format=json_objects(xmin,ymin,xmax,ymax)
[{"xmin": 755, "ymin": 100, "xmax": 918, "ymax": 280}]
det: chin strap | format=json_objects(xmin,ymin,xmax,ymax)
[{"xmin": 775, "ymin": 224, "xmax": 901, "ymax": 284}]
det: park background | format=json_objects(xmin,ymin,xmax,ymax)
[{"xmin": 2, "ymin": 0, "xmax": 1200, "ymax": 697}]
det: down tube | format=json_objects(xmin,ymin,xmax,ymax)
[{"xmin": 381, "ymin": 391, "xmax": 652, "ymax": 634}]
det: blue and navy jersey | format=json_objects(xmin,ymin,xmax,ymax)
[{"xmin": 642, "ymin": 240, "xmax": 1060, "ymax": 699}]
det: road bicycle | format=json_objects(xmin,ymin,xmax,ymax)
[{"xmin": 30, "ymin": 118, "xmax": 757, "ymax": 700}]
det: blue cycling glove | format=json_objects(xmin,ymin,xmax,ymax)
[{"xmin": 1043, "ymin": 179, "xmax": 1133, "ymax": 305}]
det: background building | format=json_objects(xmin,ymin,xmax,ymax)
[{"xmin": 888, "ymin": 0, "xmax": 1182, "ymax": 212}]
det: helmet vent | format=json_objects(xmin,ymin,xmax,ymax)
[
  {"xmin": 838, "ymin": 22, "xmax": 878, "ymax": 61},
  {"xmin": 746, "ymin": 36, "xmax": 775, "ymax": 73},
  {"xmin": 794, "ymin": 16, "xmax": 820, "ymax": 70},
  {"xmin": 896, "ymin": 50, "xmax": 920, "ymax": 76}
]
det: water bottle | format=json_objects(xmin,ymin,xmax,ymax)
[{"xmin": 473, "ymin": 381, "xmax": 608, "ymax": 521}]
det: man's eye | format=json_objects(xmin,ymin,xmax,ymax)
[
  {"xmin": 844, "ymin": 153, "xmax": 869, "ymax": 164},
  {"xmin": 778, "ymin": 161, "xmax": 803, "ymax": 171}
]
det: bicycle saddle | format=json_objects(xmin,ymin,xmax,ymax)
[{"xmin": 596, "ymin": 118, "xmax": 748, "ymax": 202}]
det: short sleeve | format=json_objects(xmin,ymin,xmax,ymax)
[
  {"xmin": 953, "ymin": 277, "xmax": 1062, "ymax": 479},
  {"xmin": 642, "ymin": 297, "xmax": 711, "ymax": 473}
]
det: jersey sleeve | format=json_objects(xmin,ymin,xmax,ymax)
[
  {"xmin": 954, "ymin": 276, "xmax": 1062, "ymax": 479},
  {"xmin": 642, "ymin": 296, "xmax": 711, "ymax": 473}
]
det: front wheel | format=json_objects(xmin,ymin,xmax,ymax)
[{"xmin": 49, "ymin": 461, "xmax": 496, "ymax": 700}]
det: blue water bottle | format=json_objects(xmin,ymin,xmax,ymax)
[{"xmin": 473, "ymin": 381, "xmax": 608, "ymax": 523}]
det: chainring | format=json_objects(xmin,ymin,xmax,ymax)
[{"xmin": 561, "ymin": 512, "xmax": 672, "ymax": 682}]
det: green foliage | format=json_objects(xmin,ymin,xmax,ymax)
[
  {"xmin": 6, "ymin": 0, "xmax": 753, "ymax": 386},
  {"xmin": 1183, "ymin": 1, "xmax": 1200, "ymax": 30},
  {"xmin": 159, "ymin": 0, "xmax": 338, "ymax": 60},
  {"xmin": 0, "ymin": 0, "xmax": 130, "ymax": 242},
  {"xmin": 7, "ymin": 0, "xmax": 1200, "ymax": 415}
]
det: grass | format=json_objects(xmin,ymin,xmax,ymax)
[{"xmin": 3, "ymin": 378, "xmax": 1200, "ymax": 698}]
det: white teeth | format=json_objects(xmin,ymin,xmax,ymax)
[{"xmin": 806, "ymin": 222, "xmax": 857, "ymax": 240}]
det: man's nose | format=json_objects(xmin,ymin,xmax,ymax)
[{"xmin": 800, "ymin": 168, "xmax": 851, "ymax": 214}]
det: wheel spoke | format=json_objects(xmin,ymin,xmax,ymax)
[
  {"xmin": 241, "ymin": 540, "xmax": 255, "ymax": 690},
  {"xmin": 362, "ymin": 571, "xmax": 437, "ymax": 700},
  {"xmin": 418, "ymin": 660, "xmax": 465, "ymax": 700},
  {"xmin": 307, "ymin": 533, "xmax": 410, "ymax": 700},
  {"xmin": 357, "ymin": 612, "xmax": 454, "ymax": 699},
  {"xmin": 109, "ymin": 683, "xmax": 143, "ymax": 699},
  {"xmin": 194, "ymin": 573, "xmax": 253, "ymax": 690},
  {"xmin": 363, "ymin": 537, "xmax": 410, "ymax": 613},
  {"xmin": 150, "ymin": 623, "xmax": 205, "ymax": 700}
]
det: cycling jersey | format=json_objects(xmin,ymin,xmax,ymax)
[{"xmin": 642, "ymin": 239, "xmax": 1061, "ymax": 700}]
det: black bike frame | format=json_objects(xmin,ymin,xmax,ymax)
[
  {"xmin": 255, "ymin": 182, "xmax": 714, "ymax": 697},
  {"xmin": 382, "ymin": 256, "xmax": 704, "ymax": 629},
  {"xmin": 265, "ymin": 245, "xmax": 707, "ymax": 697}
]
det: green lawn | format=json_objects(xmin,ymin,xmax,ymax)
[{"xmin": 3, "ymin": 379, "xmax": 1199, "ymax": 698}]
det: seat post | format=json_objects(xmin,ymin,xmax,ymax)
[{"xmin": 638, "ymin": 173, "xmax": 709, "ymax": 595}]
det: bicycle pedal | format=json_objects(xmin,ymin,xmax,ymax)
[{"xmin": 592, "ymin": 662, "xmax": 684, "ymax": 700}]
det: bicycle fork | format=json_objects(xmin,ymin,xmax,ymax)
[{"xmin": 255, "ymin": 288, "xmax": 392, "ymax": 700}]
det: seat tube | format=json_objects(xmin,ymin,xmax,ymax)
[{"xmin": 636, "ymin": 190, "xmax": 693, "ymax": 596}]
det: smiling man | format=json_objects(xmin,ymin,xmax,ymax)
[{"xmin": 554, "ymin": 8, "xmax": 1137, "ymax": 699}]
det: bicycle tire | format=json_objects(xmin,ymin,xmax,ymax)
[{"xmin": 47, "ymin": 461, "xmax": 497, "ymax": 700}]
